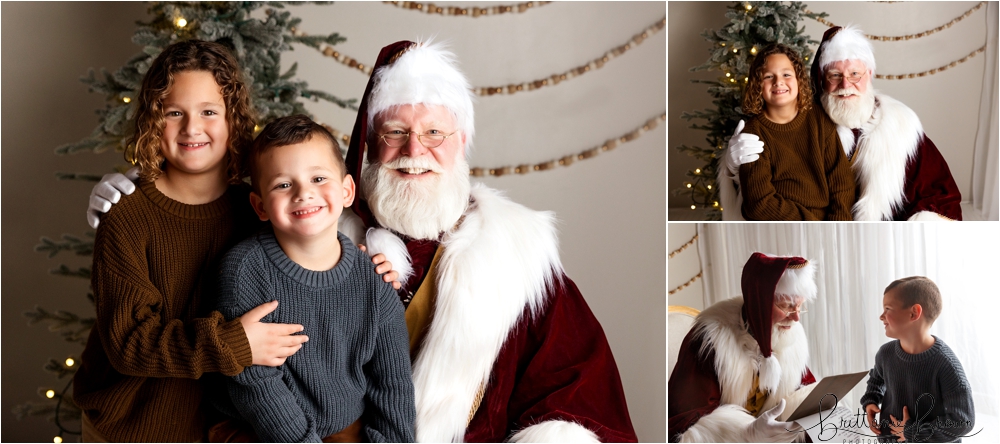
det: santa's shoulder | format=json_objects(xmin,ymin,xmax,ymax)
[
  {"xmin": 690, "ymin": 298, "xmax": 750, "ymax": 355},
  {"xmin": 871, "ymin": 92, "xmax": 924, "ymax": 140}
]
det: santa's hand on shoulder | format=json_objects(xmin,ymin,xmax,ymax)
[
  {"xmin": 725, "ymin": 119, "xmax": 765, "ymax": 178},
  {"xmin": 746, "ymin": 399, "xmax": 800, "ymax": 443}
]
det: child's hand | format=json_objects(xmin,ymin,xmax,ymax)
[
  {"xmin": 359, "ymin": 245, "xmax": 402, "ymax": 290},
  {"xmin": 240, "ymin": 301, "xmax": 308, "ymax": 367},
  {"xmin": 889, "ymin": 406, "xmax": 909, "ymax": 442},
  {"xmin": 865, "ymin": 404, "xmax": 882, "ymax": 435}
]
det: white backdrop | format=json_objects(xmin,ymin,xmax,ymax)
[{"xmin": 696, "ymin": 223, "xmax": 1000, "ymax": 442}]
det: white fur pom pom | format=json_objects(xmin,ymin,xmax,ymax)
[
  {"xmin": 365, "ymin": 228, "xmax": 413, "ymax": 285},
  {"xmin": 758, "ymin": 354, "xmax": 782, "ymax": 394},
  {"xmin": 908, "ymin": 211, "xmax": 953, "ymax": 221},
  {"xmin": 509, "ymin": 420, "xmax": 599, "ymax": 443}
]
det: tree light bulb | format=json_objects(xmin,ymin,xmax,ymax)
[
  {"xmin": 745, "ymin": 77, "xmax": 749, "ymax": 82},
  {"xmin": 714, "ymin": 201, "xmax": 720, "ymax": 207},
  {"xmin": 721, "ymin": 42, "xmax": 726, "ymax": 47},
  {"xmin": 45, "ymin": 390, "xmax": 55, "ymax": 399},
  {"xmin": 175, "ymin": 17, "xmax": 187, "ymax": 28},
  {"xmin": 751, "ymin": 47, "xmax": 757, "ymax": 55},
  {"xmin": 65, "ymin": 358, "xmax": 75, "ymax": 367},
  {"xmin": 122, "ymin": 97, "xmax": 131, "ymax": 103},
  {"xmin": 707, "ymin": 185, "xmax": 712, "ymax": 190},
  {"xmin": 691, "ymin": 205, "xmax": 697, "ymax": 210},
  {"xmin": 746, "ymin": 4, "xmax": 752, "ymax": 10},
  {"xmin": 686, "ymin": 183, "xmax": 692, "ymax": 188},
  {"xmin": 726, "ymin": 72, "xmax": 731, "ymax": 77},
  {"xmin": 695, "ymin": 168, "xmax": 701, "ymax": 174},
  {"xmin": 733, "ymin": 48, "xmax": 738, "ymax": 53},
  {"xmin": 54, "ymin": 436, "xmax": 63, "ymax": 444}
]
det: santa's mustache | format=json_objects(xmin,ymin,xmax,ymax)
[
  {"xmin": 380, "ymin": 156, "xmax": 445, "ymax": 174},
  {"xmin": 828, "ymin": 88, "xmax": 862, "ymax": 98}
]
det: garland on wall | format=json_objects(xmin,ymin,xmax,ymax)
[
  {"xmin": 383, "ymin": 0, "xmax": 551, "ymax": 17},
  {"xmin": 293, "ymin": 17, "xmax": 666, "ymax": 96},
  {"xmin": 806, "ymin": 2, "xmax": 988, "ymax": 80},
  {"xmin": 668, "ymin": 233, "xmax": 701, "ymax": 296}
]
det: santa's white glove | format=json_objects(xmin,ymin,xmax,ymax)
[
  {"xmin": 87, "ymin": 167, "xmax": 139, "ymax": 229},
  {"xmin": 725, "ymin": 119, "xmax": 765, "ymax": 178},
  {"xmin": 745, "ymin": 399, "xmax": 800, "ymax": 443}
]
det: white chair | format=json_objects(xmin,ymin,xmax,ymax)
[{"xmin": 668, "ymin": 305, "xmax": 700, "ymax": 378}]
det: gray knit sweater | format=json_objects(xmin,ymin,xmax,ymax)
[
  {"xmin": 216, "ymin": 228, "xmax": 415, "ymax": 442},
  {"xmin": 860, "ymin": 336, "xmax": 974, "ymax": 442}
]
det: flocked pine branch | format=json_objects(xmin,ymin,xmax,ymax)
[{"xmin": 673, "ymin": 1, "xmax": 826, "ymax": 220}]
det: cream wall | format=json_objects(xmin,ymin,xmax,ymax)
[
  {"xmin": 667, "ymin": 223, "xmax": 703, "ymax": 310},
  {"xmin": 668, "ymin": 1, "xmax": 992, "ymax": 219},
  {"xmin": 1, "ymin": 2, "xmax": 666, "ymax": 442}
]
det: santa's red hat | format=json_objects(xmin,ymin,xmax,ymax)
[
  {"xmin": 741, "ymin": 252, "xmax": 817, "ymax": 359},
  {"xmin": 810, "ymin": 24, "xmax": 875, "ymax": 104},
  {"xmin": 345, "ymin": 40, "xmax": 476, "ymax": 229}
]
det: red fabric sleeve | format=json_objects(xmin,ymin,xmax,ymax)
[
  {"xmin": 465, "ymin": 275, "xmax": 637, "ymax": 442},
  {"xmin": 898, "ymin": 135, "xmax": 963, "ymax": 220},
  {"xmin": 667, "ymin": 329, "xmax": 722, "ymax": 442}
]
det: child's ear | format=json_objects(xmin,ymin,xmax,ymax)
[
  {"xmin": 249, "ymin": 192, "xmax": 270, "ymax": 221},
  {"xmin": 910, "ymin": 303, "xmax": 923, "ymax": 321},
  {"xmin": 342, "ymin": 174, "xmax": 356, "ymax": 208}
]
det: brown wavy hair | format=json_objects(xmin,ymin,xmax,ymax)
[
  {"xmin": 127, "ymin": 40, "xmax": 255, "ymax": 184},
  {"xmin": 742, "ymin": 44, "xmax": 813, "ymax": 116}
]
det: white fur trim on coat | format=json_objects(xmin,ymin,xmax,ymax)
[
  {"xmin": 509, "ymin": 420, "xmax": 600, "ymax": 443},
  {"xmin": 678, "ymin": 404, "xmax": 757, "ymax": 443},
  {"xmin": 365, "ymin": 227, "xmax": 413, "ymax": 285},
  {"xmin": 850, "ymin": 93, "xmax": 923, "ymax": 221},
  {"xmin": 690, "ymin": 298, "xmax": 811, "ymax": 419},
  {"xmin": 908, "ymin": 211, "xmax": 953, "ymax": 221},
  {"xmin": 412, "ymin": 183, "xmax": 563, "ymax": 442}
]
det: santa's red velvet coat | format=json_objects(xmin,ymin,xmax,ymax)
[{"xmin": 343, "ymin": 183, "xmax": 636, "ymax": 443}]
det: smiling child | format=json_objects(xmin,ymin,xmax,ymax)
[
  {"xmin": 737, "ymin": 44, "xmax": 855, "ymax": 221},
  {"xmin": 213, "ymin": 115, "xmax": 415, "ymax": 442}
]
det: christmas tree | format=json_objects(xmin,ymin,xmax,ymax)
[
  {"xmin": 13, "ymin": 2, "xmax": 351, "ymax": 440},
  {"xmin": 674, "ymin": 1, "xmax": 825, "ymax": 220}
]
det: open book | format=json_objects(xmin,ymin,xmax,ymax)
[{"xmin": 779, "ymin": 371, "xmax": 874, "ymax": 443}]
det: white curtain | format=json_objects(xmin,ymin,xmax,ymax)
[
  {"xmin": 972, "ymin": 1, "xmax": 999, "ymax": 220},
  {"xmin": 696, "ymin": 223, "xmax": 998, "ymax": 440}
]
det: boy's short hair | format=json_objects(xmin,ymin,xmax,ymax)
[
  {"xmin": 248, "ymin": 114, "xmax": 347, "ymax": 194},
  {"xmin": 884, "ymin": 276, "xmax": 943, "ymax": 324},
  {"xmin": 742, "ymin": 43, "xmax": 814, "ymax": 116}
]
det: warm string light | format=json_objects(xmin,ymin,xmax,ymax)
[
  {"xmin": 174, "ymin": 17, "xmax": 187, "ymax": 28},
  {"xmin": 53, "ymin": 436, "xmax": 63, "ymax": 443},
  {"xmin": 668, "ymin": 271, "xmax": 703, "ymax": 295},
  {"xmin": 45, "ymin": 390, "xmax": 56, "ymax": 399},
  {"xmin": 876, "ymin": 45, "xmax": 986, "ymax": 80},
  {"xmin": 122, "ymin": 97, "xmax": 131, "ymax": 103},
  {"xmin": 65, "ymin": 358, "xmax": 75, "ymax": 367},
  {"xmin": 303, "ymin": 17, "xmax": 665, "ymax": 98}
]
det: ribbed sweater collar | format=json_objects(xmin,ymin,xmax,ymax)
[
  {"xmin": 258, "ymin": 226, "xmax": 358, "ymax": 288},
  {"xmin": 757, "ymin": 106, "xmax": 810, "ymax": 132},
  {"xmin": 892, "ymin": 335, "xmax": 944, "ymax": 363},
  {"xmin": 139, "ymin": 180, "xmax": 235, "ymax": 219}
]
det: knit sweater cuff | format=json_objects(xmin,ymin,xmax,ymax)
[{"xmin": 219, "ymin": 317, "xmax": 253, "ymax": 372}]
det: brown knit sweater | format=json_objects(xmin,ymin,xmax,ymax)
[
  {"xmin": 739, "ymin": 106, "xmax": 855, "ymax": 220},
  {"xmin": 73, "ymin": 180, "xmax": 259, "ymax": 442}
]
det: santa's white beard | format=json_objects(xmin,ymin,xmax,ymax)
[
  {"xmin": 822, "ymin": 84, "xmax": 876, "ymax": 129},
  {"xmin": 771, "ymin": 322, "xmax": 798, "ymax": 352},
  {"xmin": 361, "ymin": 155, "xmax": 471, "ymax": 240}
]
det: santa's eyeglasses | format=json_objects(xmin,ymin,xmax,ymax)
[
  {"xmin": 825, "ymin": 70, "xmax": 867, "ymax": 85},
  {"xmin": 379, "ymin": 130, "xmax": 459, "ymax": 149},
  {"xmin": 774, "ymin": 303, "xmax": 807, "ymax": 318}
]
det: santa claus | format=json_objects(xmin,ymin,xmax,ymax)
[
  {"xmin": 668, "ymin": 253, "xmax": 817, "ymax": 442},
  {"xmin": 721, "ymin": 25, "xmax": 963, "ymax": 221},
  {"xmin": 341, "ymin": 40, "xmax": 636, "ymax": 442}
]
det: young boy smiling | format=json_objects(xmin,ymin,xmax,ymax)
[
  {"xmin": 861, "ymin": 277, "xmax": 974, "ymax": 442},
  {"xmin": 214, "ymin": 114, "xmax": 415, "ymax": 442}
]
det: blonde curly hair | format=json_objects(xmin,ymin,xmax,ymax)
[
  {"xmin": 742, "ymin": 44, "xmax": 813, "ymax": 116},
  {"xmin": 127, "ymin": 40, "xmax": 255, "ymax": 184}
]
